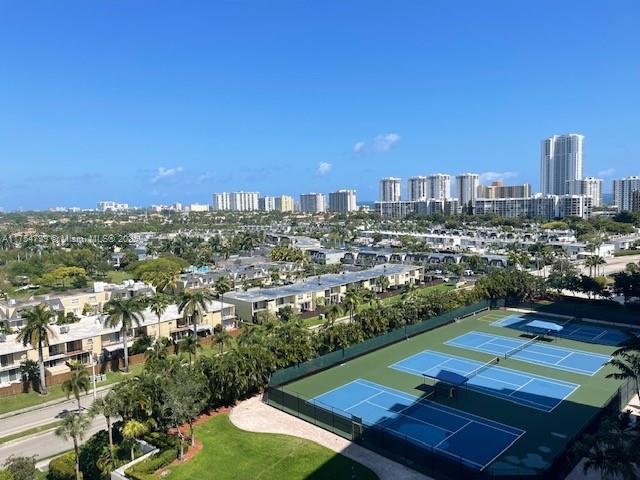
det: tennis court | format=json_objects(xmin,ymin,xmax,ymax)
[
  {"xmin": 390, "ymin": 350, "xmax": 578, "ymax": 412},
  {"xmin": 492, "ymin": 314, "xmax": 632, "ymax": 346},
  {"xmin": 312, "ymin": 378, "xmax": 524, "ymax": 470},
  {"xmin": 445, "ymin": 331, "xmax": 610, "ymax": 375}
]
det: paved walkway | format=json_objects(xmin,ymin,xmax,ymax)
[{"xmin": 230, "ymin": 395, "xmax": 429, "ymax": 480}]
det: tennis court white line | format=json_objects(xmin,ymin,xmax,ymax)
[
  {"xmin": 344, "ymin": 391, "xmax": 385, "ymax": 413},
  {"xmin": 355, "ymin": 379, "xmax": 525, "ymax": 436},
  {"xmin": 390, "ymin": 362, "xmax": 557, "ymax": 412},
  {"xmin": 593, "ymin": 330, "xmax": 609, "ymax": 341},
  {"xmin": 433, "ymin": 421, "xmax": 473, "ymax": 449},
  {"xmin": 507, "ymin": 378, "xmax": 535, "ymax": 397}
]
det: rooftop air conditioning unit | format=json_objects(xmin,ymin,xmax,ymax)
[{"xmin": 60, "ymin": 326, "xmax": 70, "ymax": 334}]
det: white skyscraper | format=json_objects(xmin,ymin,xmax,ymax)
[
  {"xmin": 613, "ymin": 176, "xmax": 640, "ymax": 211},
  {"xmin": 407, "ymin": 176, "xmax": 428, "ymax": 201},
  {"xmin": 299, "ymin": 193, "xmax": 326, "ymax": 213},
  {"xmin": 379, "ymin": 177, "xmax": 401, "ymax": 202},
  {"xmin": 212, "ymin": 192, "xmax": 259, "ymax": 211},
  {"xmin": 455, "ymin": 173, "xmax": 479, "ymax": 207},
  {"xmin": 567, "ymin": 177, "xmax": 603, "ymax": 207},
  {"xmin": 328, "ymin": 189, "xmax": 357, "ymax": 212},
  {"xmin": 540, "ymin": 134, "xmax": 584, "ymax": 195},
  {"xmin": 426, "ymin": 174, "xmax": 451, "ymax": 200}
]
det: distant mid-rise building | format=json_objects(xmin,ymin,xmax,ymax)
[
  {"xmin": 328, "ymin": 189, "xmax": 357, "ymax": 212},
  {"xmin": 212, "ymin": 192, "xmax": 259, "ymax": 211},
  {"xmin": 613, "ymin": 176, "xmax": 640, "ymax": 212},
  {"xmin": 299, "ymin": 193, "xmax": 326, "ymax": 213},
  {"xmin": 632, "ymin": 190, "xmax": 640, "ymax": 212},
  {"xmin": 474, "ymin": 194, "xmax": 592, "ymax": 220},
  {"xmin": 407, "ymin": 176, "xmax": 428, "ymax": 201},
  {"xmin": 187, "ymin": 203, "xmax": 209, "ymax": 212},
  {"xmin": 455, "ymin": 173, "xmax": 479, "ymax": 208},
  {"xmin": 477, "ymin": 181, "xmax": 531, "ymax": 199},
  {"xmin": 540, "ymin": 134, "xmax": 584, "ymax": 195},
  {"xmin": 379, "ymin": 177, "xmax": 401, "ymax": 202},
  {"xmin": 426, "ymin": 174, "xmax": 451, "ymax": 200},
  {"xmin": 274, "ymin": 195, "xmax": 294, "ymax": 212},
  {"xmin": 567, "ymin": 177, "xmax": 603, "ymax": 207},
  {"xmin": 97, "ymin": 201, "xmax": 129, "ymax": 212}
]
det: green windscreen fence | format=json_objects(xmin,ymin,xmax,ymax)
[{"xmin": 269, "ymin": 299, "xmax": 497, "ymax": 387}]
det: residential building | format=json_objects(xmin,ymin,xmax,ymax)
[
  {"xmin": 212, "ymin": 192, "xmax": 231, "ymax": 211},
  {"xmin": 426, "ymin": 174, "xmax": 451, "ymax": 200},
  {"xmin": 328, "ymin": 189, "xmax": 357, "ymax": 212},
  {"xmin": 633, "ymin": 190, "xmax": 640, "ymax": 212},
  {"xmin": 97, "ymin": 201, "xmax": 129, "ymax": 212},
  {"xmin": 186, "ymin": 203, "xmax": 209, "ymax": 212},
  {"xmin": 455, "ymin": 173, "xmax": 479, "ymax": 207},
  {"xmin": 374, "ymin": 201, "xmax": 415, "ymax": 218},
  {"xmin": 274, "ymin": 195, "xmax": 294, "ymax": 212},
  {"xmin": 299, "ymin": 193, "xmax": 326, "ymax": 213},
  {"xmin": 379, "ymin": 177, "xmax": 401, "ymax": 202},
  {"xmin": 407, "ymin": 176, "xmax": 428, "ymax": 201},
  {"xmin": 613, "ymin": 176, "xmax": 640, "ymax": 212},
  {"xmin": 0, "ymin": 301, "xmax": 235, "ymax": 387},
  {"xmin": 259, "ymin": 196, "xmax": 277, "ymax": 212},
  {"xmin": 477, "ymin": 181, "xmax": 531, "ymax": 199},
  {"xmin": 212, "ymin": 192, "xmax": 259, "ymax": 211},
  {"xmin": 540, "ymin": 134, "xmax": 584, "ymax": 195},
  {"xmin": 567, "ymin": 177, "xmax": 603, "ymax": 207},
  {"xmin": 225, "ymin": 264, "xmax": 421, "ymax": 322},
  {"xmin": 474, "ymin": 194, "xmax": 592, "ymax": 220}
]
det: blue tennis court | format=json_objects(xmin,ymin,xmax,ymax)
[
  {"xmin": 445, "ymin": 331, "xmax": 610, "ymax": 375},
  {"xmin": 492, "ymin": 314, "xmax": 633, "ymax": 346},
  {"xmin": 313, "ymin": 379, "xmax": 524, "ymax": 470},
  {"xmin": 390, "ymin": 350, "xmax": 578, "ymax": 412}
]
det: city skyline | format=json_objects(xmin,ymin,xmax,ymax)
[{"xmin": 1, "ymin": 1, "xmax": 639, "ymax": 210}]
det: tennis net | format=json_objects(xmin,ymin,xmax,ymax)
[
  {"xmin": 463, "ymin": 357, "xmax": 500, "ymax": 382},
  {"xmin": 504, "ymin": 335, "xmax": 541, "ymax": 359},
  {"xmin": 455, "ymin": 306, "xmax": 490, "ymax": 322}
]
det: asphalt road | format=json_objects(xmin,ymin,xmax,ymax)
[
  {"xmin": 1, "ymin": 388, "xmax": 109, "ymax": 437},
  {"xmin": 0, "ymin": 416, "xmax": 106, "ymax": 465}
]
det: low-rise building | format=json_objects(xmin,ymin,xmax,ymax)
[{"xmin": 225, "ymin": 264, "xmax": 422, "ymax": 322}]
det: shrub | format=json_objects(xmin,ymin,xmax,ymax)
[
  {"xmin": 47, "ymin": 453, "xmax": 76, "ymax": 480},
  {"xmin": 125, "ymin": 448, "xmax": 178, "ymax": 480}
]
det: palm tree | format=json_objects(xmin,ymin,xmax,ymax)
[
  {"xmin": 147, "ymin": 293, "xmax": 170, "ymax": 343},
  {"xmin": 377, "ymin": 275, "xmax": 390, "ymax": 293},
  {"xmin": 122, "ymin": 419, "xmax": 148, "ymax": 461},
  {"xmin": 214, "ymin": 327, "xmax": 231, "ymax": 354},
  {"xmin": 342, "ymin": 289, "xmax": 362, "ymax": 323},
  {"xmin": 178, "ymin": 290, "xmax": 216, "ymax": 353},
  {"xmin": 324, "ymin": 304, "xmax": 343, "ymax": 326},
  {"xmin": 144, "ymin": 340, "xmax": 169, "ymax": 364},
  {"xmin": 104, "ymin": 297, "xmax": 144, "ymax": 373},
  {"xmin": 20, "ymin": 359, "xmax": 40, "ymax": 393},
  {"xmin": 89, "ymin": 392, "xmax": 121, "ymax": 456},
  {"xmin": 62, "ymin": 361, "xmax": 91, "ymax": 411},
  {"xmin": 214, "ymin": 276, "xmax": 234, "ymax": 323},
  {"xmin": 606, "ymin": 351, "xmax": 640, "ymax": 400},
  {"xmin": 179, "ymin": 335, "xmax": 200, "ymax": 364},
  {"xmin": 17, "ymin": 304, "xmax": 55, "ymax": 394},
  {"xmin": 55, "ymin": 413, "xmax": 91, "ymax": 480}
]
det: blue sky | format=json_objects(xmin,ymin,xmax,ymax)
[{"xmin": 1, "ymin": 0, "xmax": 638, "ymax": 210}]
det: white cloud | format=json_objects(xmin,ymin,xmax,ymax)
[
  {"xmin": 597, "ymin": 167, "xmax": 615, "ymax": 177},
  {"xmin": 317, "ymin": 162, "xmax": 332, "ymax": 175},
  {"xmin": 151, "ymin": 166, "xmax": 183, "ymax": 183},
  {"xmin": 353, "ymin": 133, "xmax": 401, "ymax": 154},
  {"xmin": 479, "ymin": 171, "xmax": 519, "ymax": 183}
]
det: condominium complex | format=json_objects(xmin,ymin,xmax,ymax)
[
  {"xmin": 540, "ymin": 134, "xmax": 584, "ymax": 195},
  {"xmin": 274, "ymin": 195, "xmax": 295, "ymax": 212},
  {"xmin": 567, "ymin": 177, "xmax": 603, "ymax": 207},
  {"xmin": 0, "ymin": 300, "xmax": 235, "ymax": 387},
  {"xmin": 259, "ymin": 196, "xmax": 276, "ymax": 212},
  {"xmin": 426, "ymin": 174, "xmax": 451, "ymax": 200},
  {"xmin": 477, "ymin": 181, "xmax": 531, "ymax": 199},
  {"xmin": 407, "ymin": 176, "xmax": 428, "ymax": 201},
  {"xmin": 633, "ymin": 190, "xmax": 640, "ymax": 212},
  {"xmin": 328, "ymin": 189, "xmax": 357, "ymax": 212},
  {"xmin": 613, "ymin": 176, "xmax": 640, "ymax": 212},
  {"xmin": 299, "ymin": 193, "xmax": 326, "ymax": 213},
  {"xmin": 375, "ymin": 199, "xmax": 459, "ymax": 219},
  {"xmin": 474, "ymin": 194, "xmax": 592, "ymax": 220},
  {"xmin": 97, "ymin": 201, "xmax": 129, "ymax": 212},
  {"xmin": 212, "ymin": 192, "xmax": 259, "ymax": 211},
  {"xmin": 379, "ymin": 177, "xmax": 401, "ymax": 202},
  {"xmin": 225, "ymin": 264, "xmax": 421, "ymax": 322},
  {"xmin": 455, "ymin": 173, "xmax": 479, "ymax": 207}
]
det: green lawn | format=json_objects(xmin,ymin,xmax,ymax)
[
  {"xmin": 102, "ymin": 270, "xmax": 134, "ymax": 284},
  {"xmin": 162, "ymin": 414, "xmax": 378, "ymax": 480},
  {"xmin": 0, "ymin": 363, "xmax": 144, "ymax": 415}
]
